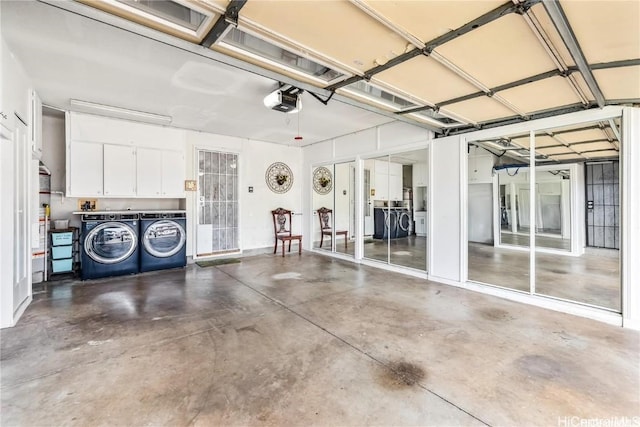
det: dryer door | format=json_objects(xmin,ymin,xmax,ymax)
[
  {"xmin": 84, "ymin": 222, "xmax": 138, "ymax": 264},
  {"xmin": 398, "ymin": 211, "xmax": 411, "ymax": 232},
  {"xmin": 143, "ymin": 220, "xmax": 186, "ymax": 258}
]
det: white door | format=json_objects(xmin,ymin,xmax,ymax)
[
  {"xmin": 14, "ymin": 120, "xmax": 30, "ymax": 311},
  {"xmin": 196, "ymin": 150, "xmax": 239, "ymax": 256}
]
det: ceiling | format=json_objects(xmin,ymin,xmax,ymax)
[{"xmin": 2, "ymin": 0, "xmax": 639, "ymax": 154}]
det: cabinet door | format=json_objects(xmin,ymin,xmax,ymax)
[
  {"xmin": 136, "ymin": 148, "xmax": 162, "ymax": 197},
  {"xmin": 68, "ymin": 141, "xmax": 103, "ymax": 196},
  {"xmin": 374, "ymin": 172, "xmax": 388, "ymax": 200},
  {"xmin": 374, "ymin": 159, "xmax": 389, "ymax": 174},
  {"xmin": 390, "ymin": 174, "xmax": 402, "ymax": 200},
  {"xmin": 415, "ymin": 213, "xmax": 426, "ymax": 235},
  {"xmin": 413, "ymin": 162, "xmax": 428, "ymax": 186},
  {"xmin": 161, "ymin": 150, "xmax": 185, "ymax": 197},
  {"xmin": 104, "ymin": 144, "xmax": 136, "ymax": 196},
  {"xmin": 390, "ymin": 162, "xmax": 402, "ymax": 177}
]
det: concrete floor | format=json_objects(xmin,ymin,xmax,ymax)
[
  {"xmin": 1, "ymin": 253, "xmax": 638, "ymax": 426},
  {"xmin": 468, "ymin": 243, "xmax": 621, "ymax": 311}
]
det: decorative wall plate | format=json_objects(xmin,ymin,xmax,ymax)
[
  {"xmin": 313, "ymin": 166, "xmax": 333, "ymax": 194},
  {"xmin": 265, "ymin": 162, "xmax": 293, "ymax": 194}
]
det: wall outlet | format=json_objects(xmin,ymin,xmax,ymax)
[{"xmin": 78, "ymin": 199, "xmax": 97, "ymax": 211}]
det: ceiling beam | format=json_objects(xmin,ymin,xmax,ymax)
[
  {"xmin": 325, "ymin": 49, "xmax": 423, "ymax": 91},
  {"xmin": 443, "ymin": 103, "xmax": 593, "ymax": 136},
  {"xmin": 200, "ymin": 0, "xmax": 248, "ymax": 48},
  {"xmin": 590, "ymin": 58, "xmax": 640, "ymax": 70},
  {"xmin": 425, "ymin": 0, "xmax": 540, "ymax": 52},
  {"xmin": 399, "ymin": 58, "xmax": 640, "ymax": 116},
  {"xmin": 542, "ymin": 0, "xmax": 605, "ymax": 108},
  {"xmin": 326, "ymin": 0, "xmax": 540, "ymax": 92}
]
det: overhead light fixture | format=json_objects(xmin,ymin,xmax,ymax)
[{"xmin": 69, "ymin": 99, "xmax": 172, "ymax": 125}]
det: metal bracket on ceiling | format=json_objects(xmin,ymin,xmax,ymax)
[
  {"xmin": 326, "ymin": 0, "xmax": 540, "ymax": 92},
  {"xmin": 308, "ymin": 90, "xmax": 335, "ymax": 106},
  {"xmin": 542, "ymin": 0, "xmax": 605, "ymax": 108},
  {"xmin": 277, "ymin": 82, "xmax": 336, "ymax": 107},
  {"xmin": 442, "ymin": 102, "xmax": 596, "ymax": 136},
  {"xmin": 200, "ymin": 0, "xmax": 248, "ymax": 48},
  {"xmin": 514, "ymin": 0, "xmax": 538, "ymax": 16}
]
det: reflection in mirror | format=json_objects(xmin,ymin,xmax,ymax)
[
  {"xmin": 467, "ymin": 144, "xmax": 530, "ymax": 292},
  {"xmin": 534, "ymin": 119, "xmax": 621, "ymax": 311},
  {"xmin": 363, "ymin": 155, "xmax": 389, "ymax": 263},
  {"xmin": 534, "ymin": 167, "xmax": 572, "ymax": 250},
  {"xmin": 389, "ymin": 148, "xmax": 428, "ymax": 271},
  {"xmin": 312, "ymin": 165, "xmax": 334, "ymax": 251},
  {"xmin": 333, "ymin": 161, "xmax": 355, "ymax": 257}
]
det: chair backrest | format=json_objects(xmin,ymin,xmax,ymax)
[
  {"xmin": 272, "ymin": 208, "xmax": 292, "ymax": 236},
  {"xmin": 317, "ymin": 207, "xmax": 332, "ymax": 231}
]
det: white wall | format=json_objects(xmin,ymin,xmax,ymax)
[
  {"xmin": 430, "ymin": 135, "xmax": 463, "ymax": 282},
  {"xmin": 184, "ymin": 131, "xmax": 302, "ymax": 257},
  {"xmin": 622, "ymin": 107, "xmax": 640, "ymax": 329}
]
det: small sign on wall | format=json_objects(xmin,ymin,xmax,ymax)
[
  {"xmin": 78, "ymin": 199, "xmax": 97, "ymax": 211},
  {"xmin": 184, "ymin": 180, "xmax": 197, "ymax": 191}
]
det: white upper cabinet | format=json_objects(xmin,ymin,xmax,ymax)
[
  {"xmin": 136, "ymin": 148, "xmax": 163, "ymax": 197},
  {"xmin": 161, "ymin": 150, "xmax": 185, "ymax": 197},
  {"xmin": 137, "ymin": 148, "xmax": 185, "ymax": 197},
  {"xmin": 374, "ymin": 172, "xmax": 389, "ymax": 200},
  {"xmin": 390, "ymin": 175, "xmax": 402, "ymax": 201},
  {"xmin": 389, "ymin": 162, "xmax": 402, "ymax": 177},
  {"xmin": 66, "ymin": 112, "xmax": 185, "ymax": 198},
  {"xmin": 68, "ymin": 141, "xmax": 103, "ymax": 197},
  {"xmin": 413, "ymin": 162, "xmax": 428, "ymax": 187},
  {"xmin": 373, "ymin": 160, "xmax": 403, "ymax": 200},
  {"xmin": 104, "ymin": 144, "xmax": 136, "ymax": 197}
]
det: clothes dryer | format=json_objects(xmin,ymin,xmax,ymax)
[
  {"xmin": 396, "ymin": 208, "xmax": 411, "ymax": 238},
  {"xmin": 81, "ymin": 213, "xmax": 139, "ymax": 280},
  {"xmin": 139, "ymin": 212, "xmax": 187, "ymax": 272}
]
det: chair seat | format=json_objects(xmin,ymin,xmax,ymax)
[
  {"xmin": 320, "ymin": 229, "xmax": 348, "ymax": 249},
  {"xmin": 276, "ymin": 234, "xmax": 302, "ymax": 257},
  {"xmin": 279, "ymin": 235, "xmax": 302, "ymax": 241}
]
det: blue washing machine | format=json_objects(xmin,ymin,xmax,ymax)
[
  {"xmin": 139, "ymin": 212, "xmax": 187, "ymax": 273},
  {"xmin": 81, "ymin": 213, "xmax": 139, "ymax": 280},
  {"xmin": 373, "ymin": 208, "xmax": 398, "ymax": 239}
]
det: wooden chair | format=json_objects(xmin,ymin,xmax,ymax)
[
  {"xmin": 317, "ymin": 207, "xmax": 348, "ymax": 250},
  {"xmin": 271, "ymin": 208, "xmax": 302, "ymax": 257}
]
